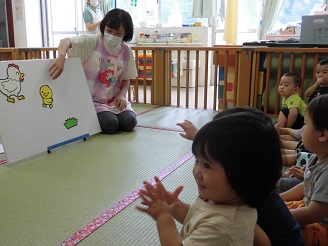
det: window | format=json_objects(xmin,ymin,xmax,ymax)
[
  {"xmin": 119, "ymin": 0, "xmax": 208, "ymax": 27},
  {"xmin": 161, "ymin": 0, "xmax": 207, "ymax": 26},
  {"xmin": 279, "ymin": 0, "xmax": 324, "ymax": 24},
  {"xmin": 270, "ymin": 0, "xmax": 324, "ymax": 34},
  {"xmin": 121, "ymin": 0, "xmax": 158, "ymax": 26},
  {"xmin": 120, "ymin": 0, "xmax": 260, "ymax": 44},
  {"xmin": 216, "ymin": 0, "xmax": 260, "ymax": 31},
  {"xmin": 215, "ymin": 0, "xmax": 261, "ymax": 44},
  {"xmin": 45, "ymin": 0, "xmax": 85, "ymax": 47},
  {"xmin": 44, "ymin": 0, "xmax": 326, "ymax": 47}
]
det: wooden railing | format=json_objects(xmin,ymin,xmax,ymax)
[
  {"xmin": 0, "ymin": 48, "xmax": 18, "ymax": 61},
  {"xmin": 130, "ymin": 45, "xmax": 246, "ymax": 110},
  {"xmin": 247, "ymin": 47, "xmax": 328, "ymax": 115},
  {"xmin": 0, "ymin": 47, "xmax": 58, "ymax": 61},
  {"xmin": 1, "ymin": 46, "xmax": 327, "ymax": 114}
]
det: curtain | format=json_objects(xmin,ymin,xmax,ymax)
[
  {"xmin": 223, "ymin": 0, "xmax": 238, "ymax": 45},
  {"xmin": 192, "ymin": 0, "xmax": 216, "ymax": 18},
  {"xmin": 218, "ymin": 0, "xmax": 225, "ymax": 21},
  {"xmin": 99, "ymin": 0, "xmax": 116, "ymax": 15},
  {"xmin": 257, "ymin": 0, "xmax": 284, "ymax": 40}
]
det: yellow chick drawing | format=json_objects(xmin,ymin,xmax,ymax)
[{"xmin": 40, "ymin": 85, "xmax": 53, "ymax": 108}]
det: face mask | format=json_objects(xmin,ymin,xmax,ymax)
[
  {"xmin": 104, "ymin": 32, "xmax": 123, "ymax": 47},
  {"xmin": 89, "ymin": 0, "xmax": 98, "ymax": 8}
]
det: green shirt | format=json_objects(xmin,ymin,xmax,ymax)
[{"xmin": 282, "ymin": 93, "xmax": 307, "ymax": 116}]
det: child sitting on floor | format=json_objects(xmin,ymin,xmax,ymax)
[
  {"xmin": 281, "ymin": 94, "xmax": 328, "ymax": 245},
  {"xmin": 304, "ymin": 58, "xmax": 328, "ymax": 103},
  {"xmin": 176, "ymin": 107, "xmax": 304, "ymax": 246},
  {"xmin": 277, "ymin": 72, "xmax": 307, "ymax": 129},
  {"xmin": 137, "ymin": 108, "xmax": 298, "ymax": 245}
]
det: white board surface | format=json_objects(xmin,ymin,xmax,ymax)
[{"xmin": 0, "ymin": 58, "xmax": 101, "ymax": 163}]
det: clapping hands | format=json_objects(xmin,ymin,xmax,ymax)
[
  {"xmin": 136, "ymin": 176, "xmax": 183, "ymax": 221},
  {"xmin": 287, "ymin": 165, "xmax": 306, "ymax": 180}
]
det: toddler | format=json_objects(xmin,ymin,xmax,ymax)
[
  {"xmin": 281, "ymin": 94, "xmax": 328, "ymax": 245},
  {"xmin": 137, "ymin": 109, "xmax": 283, "ymax": 245},
  {"xmin": 177, "ymin": 107, "xmax": 304, "ymax": 246},
  {"xmin": 304, "ymin": 58, "xmax": 328, "ymax": 103},
  {"xmin": 277, "ymin": 72, "xmax": 307, "ymax": 129}
]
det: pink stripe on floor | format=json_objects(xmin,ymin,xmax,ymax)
[
  {"xmin": 0, "ymin": 160, "xmax": 7, "ymax": 165},
  {"xmin": 136, "ymin": 124, "xmax": 183, "ymax": 133},
  {"xmin": 58, "ymin": 151, "xmax": 194, "ymax": 246},
  {"xmin": 135, "ymin": 106, "xmax": 161, "ymax": 116}
]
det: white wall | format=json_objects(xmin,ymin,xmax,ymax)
[{"xmin": 12, "ymin": 0, "xmax": 42, "ymax": 47}]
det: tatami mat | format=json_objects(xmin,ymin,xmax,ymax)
[
  {"xmin": 131, "ymin": 103, "xmax": 158, "ymax": 114},
  {"xmin": 0, "ymin": 106, "xmax": 215, "ymax": 246},
  {"xmin": 137, "ymin": 106, "xmax": 218, "ymax": 131},
  {"xmin": 78, "ymin": 157, "xmax": 198, "ymax": 246}
]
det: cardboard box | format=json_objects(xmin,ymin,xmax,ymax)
[{"xmin": 300, "ymin": 15, "xmax": 328, "ymax": 44}]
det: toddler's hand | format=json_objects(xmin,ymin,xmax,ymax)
[
  {"xmin": 143, "ymin": 176, "xmax": 183, "ymax": 205},
  {"xmin": 317, "ymin": 77, "xmax": 324, "ymax": 86},
  {"xmin": 177, "ymin": 120, "xmax": 198, "ymax": 140},
  {"xmin": 137, "ymin": 185, "xmax": 178, "ymax": 221},
  {"xmin": 288, "ymin": 165, "xmax": 305, "ymax": 180}
]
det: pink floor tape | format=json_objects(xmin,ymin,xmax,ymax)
[
  {"xmin": 135, "ymin": 106, "xmax": 161, "ymax": 117},
  {"xmin": 0, "ymin": 160, "xmax": 7, "ymax": 165},
  {"xmin": 136, "ymin": 124, "xmax": 184, "ymax": 133},
  {"xmin": 58, "ymin": 151, "xmax": 194, "ymax": 246}
]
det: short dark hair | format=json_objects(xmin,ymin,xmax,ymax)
[
  {"xmin": 318, "ymin": 58, "xmax": 328, "ymax": 66},
  {"xmin": 306, "ymin": 94, "xmax": 328, "ymax": 131},
  {"xmin": 100, "ymin": 8, "xmax": 134, "ymax": 42},
  {"xmin": 192, "ymin": 109, "xmax": 282, "ymax": 208},
  {"xmin": 283, "ymin": 72, "xmax": 302, "ymax": 88},
  {"xmin": 213, "ymin": 106, "xmax": 272, "ymax": 122}
]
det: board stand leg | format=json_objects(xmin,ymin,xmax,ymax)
[{"xmin": 47, "ymin": 134, "xmax": 89, "ymax": 154}]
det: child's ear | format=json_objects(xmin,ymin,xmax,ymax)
[
  {"xmin": 293, "ymin": 87, "xmax": 300, "ymax": 93},
  {"xmin": 319, "ymin": 129, "xmax": 328, "ymax": 142}
]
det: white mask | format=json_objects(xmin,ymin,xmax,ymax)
[
  {"xmin": 89, "ymin": 0, "xmax": 98, "ymax": 8},
  {"xmin": 104, "ymin": 32, "xmax": 123, "ymax": 47}
]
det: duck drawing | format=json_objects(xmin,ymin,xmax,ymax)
[{"xmin": 0, "ymin": 63, "xmax": 25, "ymax": 103}]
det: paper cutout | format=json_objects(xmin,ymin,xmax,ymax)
[
  {"xmin": 0, "ymin": 63, "xmax": 25, "ymax": 103},
  {"xmin": 40, "ymin": 85, "xmax": 54, "ymax": 108},
  {"xmin": 64, "ymin": 117, "xmax": 78, "ymax": 129}
]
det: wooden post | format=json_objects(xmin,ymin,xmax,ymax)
[
  {"xmin": 153, "ymin": 48, "xmax": 166, "ymax": 106},
  {"xmin": 236, "ymin": 49, "xmax": 252, "ymax": 106}
]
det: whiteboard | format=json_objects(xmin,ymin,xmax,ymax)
[{"xmin": 0, "ymin": 58, "xmax": 101, "ymax": 163}]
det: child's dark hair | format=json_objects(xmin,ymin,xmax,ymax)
[
  {"xmin": 318, "ymin": 58, "xmax": 328, "ymax": 66},
  {"xmin": 192, "ymin": 108, "xmax": 282, "ymax": 208},
  {"xmin": 213, "ymin": 106, "xmax": 271, "ymax": 121},
  {"xmin": 100, "ymin": 8, "xmax": 134, "ymax": 42},
  {"xmin": 283, "ymin": 72, "xmax": 302, "ymax": 88},
  {"xmin": 306, "ymin": 94, "xmax": 328, "ymax": 131}
]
